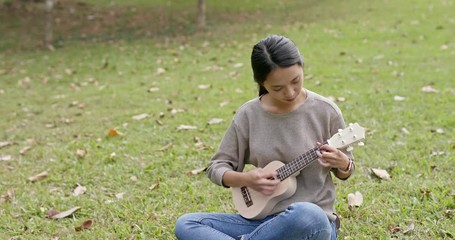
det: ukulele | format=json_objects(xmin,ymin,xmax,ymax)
[{"xmin": 231, "ymin": 123, "xmax": 365, "ymax": 219}]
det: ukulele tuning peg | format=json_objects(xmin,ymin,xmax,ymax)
[{"xmin": 346, "ymin": 145, "xmax": 354, "ymax": 152}]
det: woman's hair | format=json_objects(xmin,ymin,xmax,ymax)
[{"xmin": 251, "ymin": 35, "xmax": 304, "ymax": 96}]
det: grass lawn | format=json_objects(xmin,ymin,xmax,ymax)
[{"xmin": 0, "ymin": 0, "xmax": 454, "ymax": 239}]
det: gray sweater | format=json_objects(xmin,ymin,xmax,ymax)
[{"xmin": 207, "ymin": 90, "xmax": 354, "ymax": 221}]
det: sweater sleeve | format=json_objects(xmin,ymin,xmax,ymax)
[{"xmin": 206, "ymin": 119, "xmax": 249, "ymax": 187}]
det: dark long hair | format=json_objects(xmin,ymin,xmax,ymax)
[{"xmin": 251, "ymin": 35, "xmax": 304, "ymax": 96}]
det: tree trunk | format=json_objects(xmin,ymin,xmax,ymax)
[
  {"xmin": 197, "ymin": 0, "xmax": 205, "ymax": 30},
  {"xmin": 44, "ymin": 0, "xmax": 54, "ymax": 50}
]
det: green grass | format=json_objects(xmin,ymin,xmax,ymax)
[{"xmin": 1, "ymin": 0, "xmax": 454, "ymax": 239}]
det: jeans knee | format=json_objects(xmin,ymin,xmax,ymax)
[
  {"xmin": 287, "ymin": 202, "xmax": 332, "ymax": 233},
  {"xmin": 174, "ymin": 213, "xmax": 194, "ymax": 238}
]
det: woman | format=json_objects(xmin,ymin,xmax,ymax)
[{"xmin": 175, "ymin": 35, "xmax": 355, "ymax": 240}]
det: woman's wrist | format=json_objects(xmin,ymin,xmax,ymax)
[{"xmin": 338, "ymin": 158, "xmax": 352, "ymax": 173}]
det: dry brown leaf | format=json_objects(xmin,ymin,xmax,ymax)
[
  {"xmin": 148, "ymin": 87, "xmax": 160, "ymax": 92},
  {"xmin": 168, "ymin": 108, "xmax": 185, "ymax": 115},
  {"xmin": 19, "ymin": 146, "xmax": 32, "ymax": 155},
  {"xmin": 403, "ymin": 223, "xmax": 415, "ymax": 234},
  {"xmin": 219, "ymin": 100, "xmax": 229, "ymax": 107},
  {"xmin": 420, "ymin": 188, "xmax": 431, "ymax": 196},
  {"xmin": 198, "ymin": 84, "xmax": 211, "ymax": 89},
  {"xmin": 0, "ymin": 155, "xmax": 12, "ymax": 161},
  {"xmin": 207, "ymin": 118, "xmax": 224, "ymax": 125},
  {"xmin": 115, "ymin": 192, "xmax": 124, "ymax": 199},
  {"xmin": 158, "ymin": 143, "xmax": 173, "ymax": 151},
  {"xmin": 0, "ymin": 141, "xmax": 12, "ymax": 149},
  {"xmin": 394, "ymin": 96, "xmax": 406, "ymax": 101},
  {"xmin": 46, "ymin": 206, "xmax": 81, "ymax": 219},
  {"xmin": 0, "ymin": 188, "xmax": 14, "ymax": 203},
  {"xmin": 75, "ymin": 219, "xmax": 94, "ymax": 231},
  {"xmin": 233, "ymin": 63, "xmax": 244, "ymax": 68},
  {"xmin": 107, "ymin": 129, "xmax": 123, "ymax": 137},
  {"xmin": 76, "ymin": 149, "xmax": 86, "ymax": 158},
  {"xmin": 388, "ymin": 224, "xmax": 401, "ymax": 234},
  {"xmin": 371, "ymin": 168, "xmax": 391, "ymax": 180},
  {"xmin": 187, "ymin": 167, "xmax": 207, "ymax": 175},
  {"xmin": 421, "ymin": 85, "xmax": 439, "ymax": 93},
  {"xmin": 132, "ymin": 113, "xmax": 150, "ymax": 120},
  {"xmin": 73, "ymin": 185, "xmax": 87, "ymax": 196},
  {"xmin": 156, "ymin": 68, "xmax": 166, "ymax": 75},
  {"xmin": 149, "ymin": 183, "xmax": 159, "ymax": 191},
  {"xmin": 336, "ymin": 97, "xmax": 346, "ymax": 102},
  {"xmin": 177, "ymin": 125, "xmax": 197, "ymax": 131},
  {"xmin": 430, "ymin": 128, "xmax": 445, "ymax": 134},
  {"xmin": 28, "ymin": 171, "xmax": 49, "ymax": 182},
  {"xmin": 347, "ymin": 191, "xmax": 363, "ymax": 207}
]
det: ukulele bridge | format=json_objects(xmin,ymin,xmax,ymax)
[{"xmin": 240, "ymin": 186, "xmax": 253, "ymax": 207}]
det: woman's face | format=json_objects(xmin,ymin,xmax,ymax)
[{"xmin": 262, "ymin": 64, "xmax": 304, "ymax": 106}]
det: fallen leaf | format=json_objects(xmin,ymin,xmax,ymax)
[
  {"xmin": 168, "ymin": 108, "xmax": 185, "ymax": 115},
  {"xmin": 75, "ymin": 219, "xmax": 94, "ymax": 231},
  {"xmin": 401, "ymin": 128, "xmax": 410, "ymax": 135},
  {"xmin": 219, "ymin": 100, "xmax": 229, "ymax": 107},
  {"xmin": 371, "ymin": 168, "xmax": 391, "ymax": 180},
  {"xmin": 388, "ymin": 224, "xmax": 401, "ymax": 234},
  {"xmin": 76, "ymin": 149, "xmax": 86, "ymax": 158},
  {"xmin": 207, "ymin": 118, "xmax": 224, "ymax": 125},
  {"xmin": 28, "ymin": 171, "xmax": 49, "ymax": 182},
  {"xmin": 158, "ymin": 143, "xmax": 173, "ymax": 151},
  {"xmin": 0, "ymin": 141, "xmax": 12, "ymax": 149},
  {"xmin": 107, "ymin": 129, "xmax": 122, "ymax": 137},
  {"xmin": 430, "ymin": 128, "xmax": 444, "ymax": 134},
  {"xmin": 187, "ymin": 167, "xmax": 207, "ymax": 175},
  {"xmin": 421, "ymin": 85, "xmax": 439, "ymax": 93},
  {"xmin": 115, "ymin": 192, "xmax": 124, "ymax": 199},
  {"xmin": 156, "ymin": 68, "xmax": 166, "ymax": 75},
  {"xmin": 198, "ymin": 84, "xmax": 211, "ymax": 90},
  {"xmin": 0, "ymin": 188, "xmax": 14, "ymax": 203},
  {"xmin": 403, "ymin": 223, "xmax": 415, "ymax": 234},
  {"xmin": 148, "ymin": 87, "xmax": 160, "ymax": 92},
  {"xmin": 177, "ymin": 125, "xmax": 197, "ymax": 131},
  {"xmin": 0, "ymin": 155, "xmax": 12, "ymax": 161},
  {"xmin": 73, "ymin": 185, "xmax": 87, "ymax": 196},
  {"xmin": 394, "ymin": 96, "xmax": 406, "ymax": 101},
  {"xmin": 19, "ymin": 146, "xmax": 32, "ymax": 155},
  {"xmin": 347, "ymin": 191, "xmax": 363, "ymax": 208},
  {"xmin": 233, "ymin": 63, "xmax": 244, "ymax": 68},
  {"xmin": 420, "ymin": 188, "xmax": 431, "ymax": 196},
  {"xmin": 149, "ymin": 183, "xmax": 159, "ymax": 190},
  {"xmin": 132, "ymin": 113, "xmax": 149, "ymax": 120},
  {"xmin": 336, "ymin": 97, "xmax": 346, "ymax": 102},
  {"xmin": 46, "ymin": 207, "xmax": 81, "ymax": 219}
]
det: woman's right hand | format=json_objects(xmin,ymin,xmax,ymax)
[{"xmin": 245, "ymin": 168, "xmax": 280, "ymax": 196}]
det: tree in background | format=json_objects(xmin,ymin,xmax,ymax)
[{"xmin": 197, "ymin": 0, "xmax": 206, "ymax": 30}]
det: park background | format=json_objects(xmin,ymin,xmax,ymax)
[{"xmin": 0, "ymin": 0, "xmax": 454, "ymax": 239}]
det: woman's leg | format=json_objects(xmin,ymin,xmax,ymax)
[
  {"xmin": 242, "ymin": 202, "xmax": 333, "ymax": 240},
  {"xmin": 175, "ymin": 212, "xmax": 273, "ymax": 240}
]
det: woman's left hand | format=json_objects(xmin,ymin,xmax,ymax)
[{"xmin": 316, "ymin": 142, "xmax": 350, "ymax": 170}]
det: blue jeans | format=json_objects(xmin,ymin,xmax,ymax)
[{"xmin": 175, "ymin": 202, "xmax": 337, "ymax": 240}]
